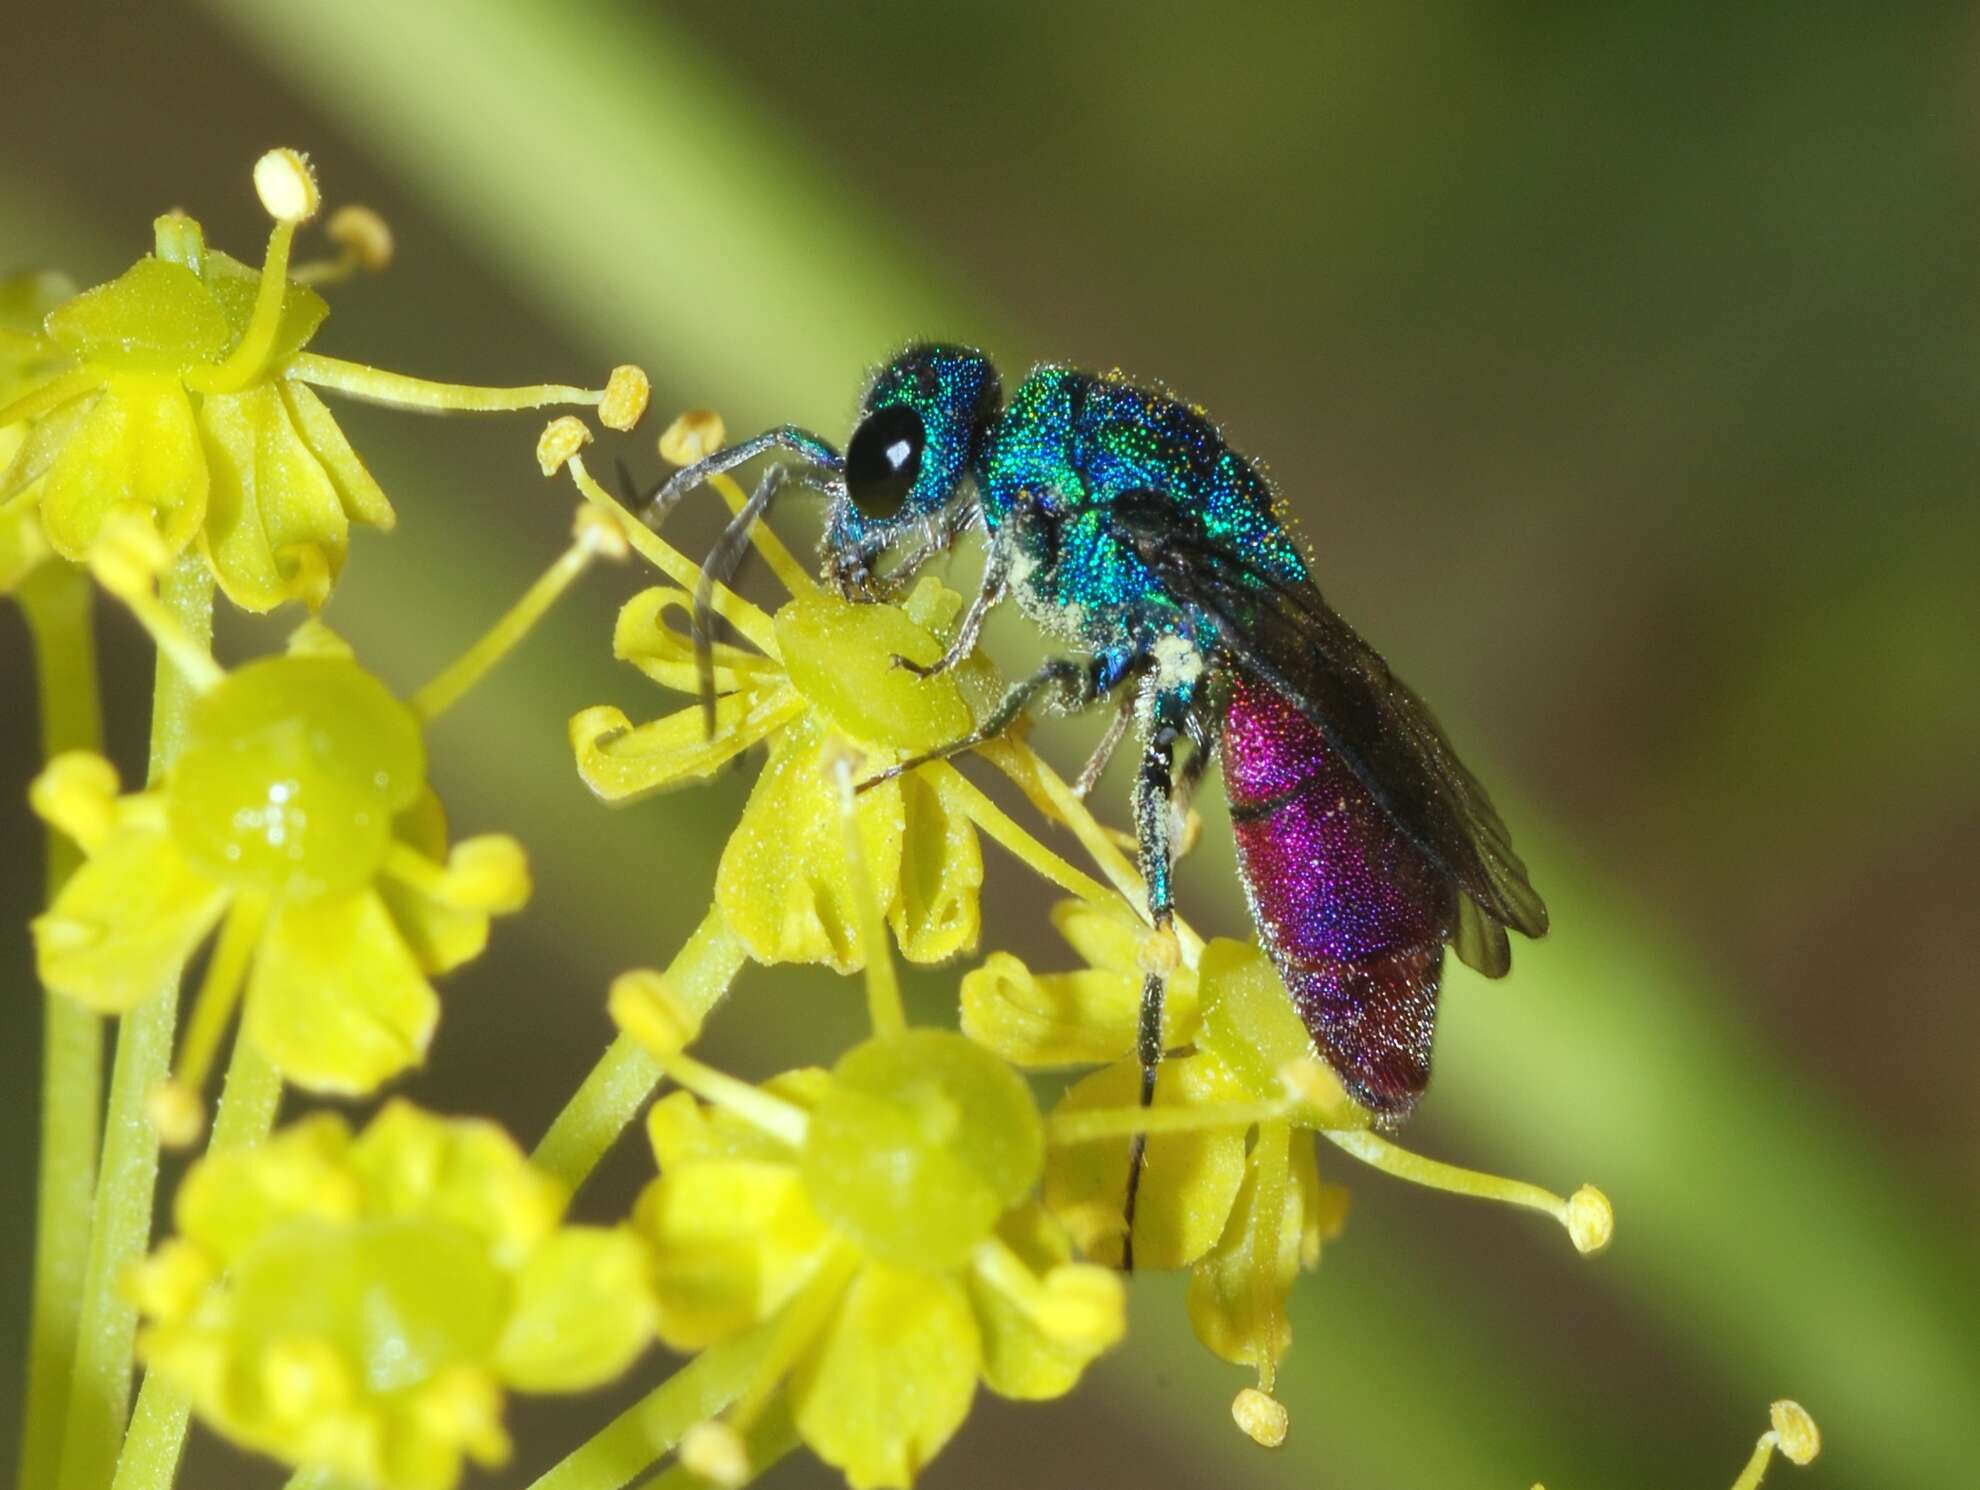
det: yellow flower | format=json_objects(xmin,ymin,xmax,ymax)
[
  {"xmin": 130, "ymin": 1101, "xmax": 656, "ymax": 1490},
  {"xmin": 30, "ymin": 626, "xmax": 529, "ymax": 1102},
  {"xmin": 0, "ymin": 149, "xmax": 642, "ymax": 613},
  {"xmin": 572, "ymin": 576, "xmax": 989, "ymax": 972},
  {"xmin": 621, "ymin": 989, "xmax": 1124, "ymax": 1489},
  {"xmin": 977, "ymin": 905, "xmax": 1612, "ymax": 1438}
]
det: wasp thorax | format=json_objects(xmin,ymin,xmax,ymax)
[{"xmin": 799, "ymin": 1029, "xmax": 1043, "ymax": 1268}]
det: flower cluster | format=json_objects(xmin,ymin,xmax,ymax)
[
  {"xmin": 2, "ymin": 144, "xmax": 1821, "ymax": 1490},
  {"xmin": 130, "ymin": 1102, "xmax": 655, "ymax": 1490}
]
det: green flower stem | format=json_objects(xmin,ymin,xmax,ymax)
[
  {"xmin": 108, "ymin": 1033, "xmax": 284, "ymax": 1490},
  {"xmin": 55, "ymin": 554, "xmax": 212, "ymax": 1490},
  {"xmin": 526, "ymin": 1319, "xmax": 783, "ymax": 1490},
  {"xmin": 532, "ymin": 907, "xmax": 745, "ymax": 1192},
  {"xmin": 15, "ymin": 563, "xmax": 106, "ymax": 1490}
]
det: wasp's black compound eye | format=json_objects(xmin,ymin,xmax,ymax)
[{"xmin": 845, "ymin": 403, "xmax": 926, "ymax": 520}]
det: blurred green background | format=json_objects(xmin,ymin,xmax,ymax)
[{"xmin": 3, "ymin": 2, "xmax": 1976, "ymax": 1487}]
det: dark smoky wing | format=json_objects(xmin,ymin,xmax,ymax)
[{"xmin": 1112, "ymin": 507, "xmax": 1549, "ymax": 946}]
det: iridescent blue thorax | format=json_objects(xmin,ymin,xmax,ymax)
[{"xmin": 974, "ymin": 366, "xmax": 1308, "ymax": 683}]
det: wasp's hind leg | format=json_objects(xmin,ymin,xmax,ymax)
[{"xmin": 1122, "ymin": 691, "xmax": 1188, "ymax": 1272}]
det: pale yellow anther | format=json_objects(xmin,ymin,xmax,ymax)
[
  {"xmin": 537, "ymin": 416, "xmax": 593, "ymax": 476},
  {"xmin": 572, "ymin": 503, "xmax": 630, "ymax": 561},
  {"xmin": 1137, "ymin": 923, "xmax": 1180, "ymax": 979},
  {"xmin": 1565, "ymin": 1185, "xmax": 1613, "ymax": 1256},
  {"xmin": 1036, "ymin": 1264, "xmax": 1127, "ymax": 1352},
  {"xmin": 87, "ymin": 511, "xmax": 170, "ymax": 600},
  {"xmin": 438, "ymin": 836, "xmax": 533, "ymax": 914},
  {"xmin": 29, "ymin": 752, "xmax": 121, "ymax": 852},
  {"xmin": 1232, "ymin": 1387, "xmax": 1289, "ymax": 1448},
  {"xmin": 253, "ymin": 148, "xmax": 320, "ymax": 225},
  {"xmin": 658, "ymin": 408, "xmax": 727, "ymax": 466},
  {"xmin": 325, "ymin": 204, "xmax": 393, "ymax": 270},
  {"xmin": 609, "ymin": 969, "xmax": 699, "ymax": 1057},
  {"xmin": 1770, "ymin": 1400, "xmax": 1819, "ymax": 1465},
  {"xmin": 680, "ymin": 1421, "xmax": 749, "ymax": 1487},
  {"xmin": 145, "ymin": 1080, "xmax": 205, "ymax": 1149},
  {"xmin": 598, "ymin": 365, "xmax": 651, "ymax": 431}
]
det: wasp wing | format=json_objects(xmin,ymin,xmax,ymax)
[{"xmin": 1105, "ymin": 494, "xmax": 1548, "ymax": 968}]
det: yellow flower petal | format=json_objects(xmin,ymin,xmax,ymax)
[
  {"xmin": 644, "ymin": 1069, "xmax": 830, "ymax": 1170},
  {"xmin": 1186, "ymin": 1123, "xmax": 1308, "ymax": 1371},
  {"xmin": 279, "ymin": 380, "xmax": 394, "ymax": 529},
  {"xmin": 493, "ymin": 1226, "xmax": 656, "ymax": 1391},
  {"xmin": 715, "ymin": 719, "xmax": 906, "ymax": 972},
  {"xmin": 634, "ymin": 1158, "xmax": 833, "ymax": 1351},
  {"xmin": 378, "ymin": 793, "xmax": 489, "ymax": 974},
  {"xmin": 241, "ymin": 889, "xmax": 439, "ymax": 1094},
  {"xmin": 969, "ymin": 1205, "xmax": 1111, "ymax": 1401},
  {"xmin": 613, "ymin": 585, "xmax": 784, "ymax": 697},
  {"xmin": 38, "ymin": 372, "xmax": 208, "ymax": 558},
  {"xmin": 570, "ymin": 689, "xmax": 803, "ymax": 804},
  {"xmin": 349, "ymin": 1101, "xmax": 566, "ymax": 1266},
  {"xmin": 961, "ymin": 901, "xmax": 1201, "ymax": 1066},
  {"xmin": 1197, "ymin": 938, "xmax": 1360, "ymax": 1128},
  {"xmin": 1, "ymin": 387, "xmax": 99, "ymax": 503},
  {"xmin": 790, "ymin": 1263, "xmax": 981, "ymax": 1490},
  {"xmin": 197, "ymin": 382, "xmax": 349, "ymax": 612},
  {"xmin": 172, "ymin": 1111, "xmax": 360, "ymax": 1266},
  {"xmin": 889, "ymin": 769, "xmax": 983, "ymax": 965},
  {"xmin": 32, "ymin": 824, "xmax": 229, "ymax": 1012},
  {"xmin": 1045, "ymin": 1054, "xmax": 1250, "ymax": 1270}
]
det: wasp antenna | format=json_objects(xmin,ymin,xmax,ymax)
[{"xmin": 644, "ymin": 425, "xmax": 845, "ymax": 532}]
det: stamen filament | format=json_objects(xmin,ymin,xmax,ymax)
[
  {"xmin": 927, "ymin": 760, "xmax": 1114, "ymax": 906},
  {"xmin": 152, "ymin": 894, "xmax": 268, "ymax": 1141},
  {"xmin": 0, "ymin": 367, "xmax": 103, "ymax": 431},
  {"xmin": 1249, "ymin": 1119, "xmax": 1291, "ymax": 1393},
  {"xmin": 728, "ymin": 1247, "xmax": 859, "ymax": 1433},
  {"xmin": 1048, "ymin": 1097, "xmax": 1292, "ymax": 1146},
  {"xmin": 565, "ymin": 454, "xmax": 781, "ymax": 656},
  {"xmin": 835, "ymin": 756, "xmax": 906, "ymax": 1037},
  {"xmin": 643, "ymin": 1045, "xmax": 809, "ymax": 1149},
  {"xmin": 711, "ymin": 472, "xmax": 816, "ymax": 597},
  {"xmin": 287, "ymin": 351, "xmax": 601, "ymax": 412},
  {"xmin": 410, "ymin": 509, "xmax": 617, "ymax": 721},
  {"xmin": 185, "ymin": 219, "xmax": 299, "ymax": 395},
  {"xmin": 93, "ymin": 555, "xmax": 224, "ymax": 696},
  {"xmin": 1323, "ymin": 1130, "xmax": 1612, "ymax": 1254}
]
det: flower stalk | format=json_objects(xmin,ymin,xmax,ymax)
[{"xmin": 14, "ymin": 561, "xmax": 105, "ymax": 1490}]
